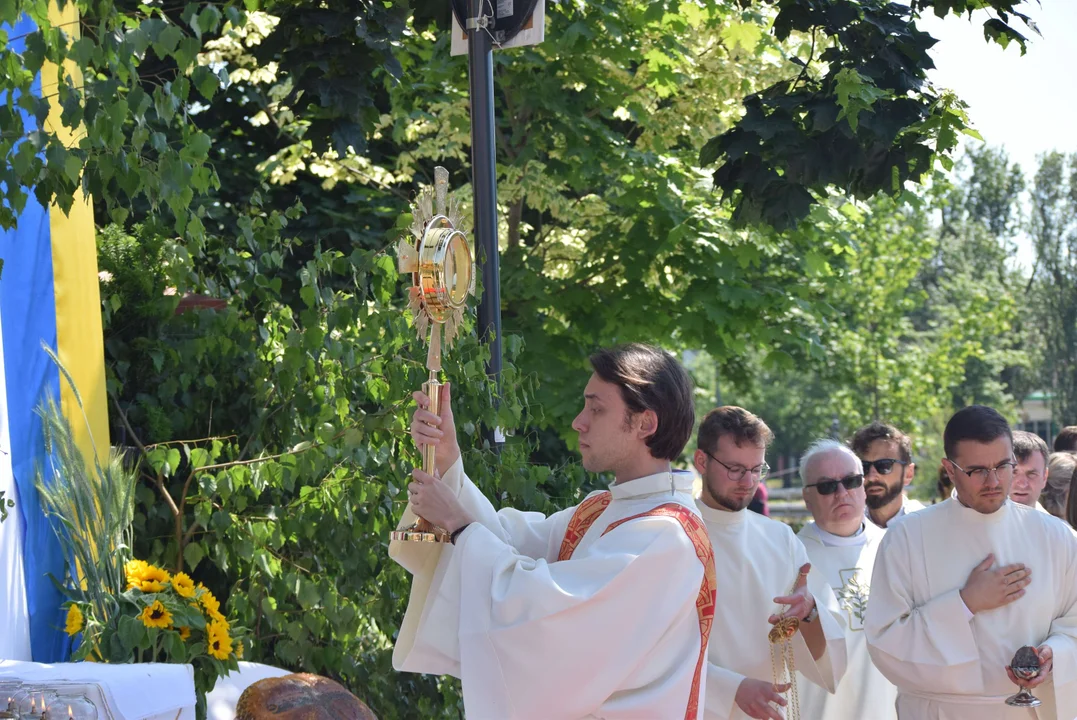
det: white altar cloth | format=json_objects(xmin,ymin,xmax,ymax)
[
  {"xmin": 206, "ymin": 662, "xmax": 290, "ymax": 720},
  {"xmin": 0, "ymin": 661, "xmax": 195, "ymax": 720}
]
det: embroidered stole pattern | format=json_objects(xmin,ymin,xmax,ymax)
[
  {"xmin": 556, "ymin": 491, "xmax": 612, "ymax": 562},
  {"xmin": 557, "ymin": 496, "xmax": 717, "ymax": 720}
]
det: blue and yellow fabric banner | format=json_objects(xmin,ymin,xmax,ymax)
[{"xmin": 0, "ymin": 5, "xmax": 109, "ymax": 662}]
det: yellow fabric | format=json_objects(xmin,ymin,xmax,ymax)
[{"xmin": 42, "ymin": 2, "xmax": 110, "ymax": 465}]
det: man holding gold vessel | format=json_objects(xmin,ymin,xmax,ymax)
[{"xmin": 390, "ymin": 344, "xmax": 715, "ymax": 720}]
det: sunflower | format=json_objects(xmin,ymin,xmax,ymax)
[
  {"xmin": 171, "ymin": 572, "xmax": 196, "ymax": 599},
  {"xmin": 65, "ymin": 603, "xmax": 84, "ymax": 636},
  {"xmin": 207, "ymin": 619, "xmax": 232, "ymax": 660},
  {"xmin": 125, "ymin": 559, "xmax": 150, "ymax": 590},
  {"xmin": 139, "ymin": 600, "xmax": 173, "ymax": 629},
  {"xmin": 234, "ymin": 642, "xmax": 243, "ymax": 659},
  {"xmin": 178, "ymin": 625, "xmax": 191, "ymax": 641},
  {"xmin": 198, "ymin": 588, "xmax": 226, "ymax": 622},
  {"xmin": 133, "ymin": 565, "xmax": 172, "ymax": 593}
]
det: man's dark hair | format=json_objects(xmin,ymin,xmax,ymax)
[
  {"xmin": 1065, "ymin": 458, "xmax": 1077, "ymax": 530},
  {"xmin": 1054, "ymin": 426, "xmax": 1077, "ymax": 452},
  {"xmin": 697, "ymin": 406, "xmax": 774, "ymax": 455},
  {"xmin": 588, "ymin": 343, "xmax": 694, "ymax": 460},
  {"xmin": 936, "ymin": 463, "xmax": 954, "ymax": 502},
  {"xmin": 1013, "ymin": 430, "xmax": 1049, "ymax": 467},
  {"xmin": 943, "ymin": 405, "xmax": 1013, "ymax": 459},
  {"xmin": 850, "ymin": 421, "xmax": 912, "ymax": 464}
]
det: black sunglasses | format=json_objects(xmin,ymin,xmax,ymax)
[
  {"xmin": 806, "ymin": 474, "xmax": 864, "ymax": 495},
  {"xmin": 862, "ymin": 458, "xmax": 907, "ymax": 476}
]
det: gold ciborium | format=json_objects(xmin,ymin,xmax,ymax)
[{"xmin": 391, "ymin": 166, "xmax": 474, "ymax": 544}]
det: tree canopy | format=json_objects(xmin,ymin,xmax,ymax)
[{"xmin": 3, "ymin": 0, "xmax": 1068, "ymax": 716}]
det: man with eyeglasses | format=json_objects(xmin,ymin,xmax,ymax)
[
  {"xmin": 850, "ymin": 421, "xmax": 925, "ymax": 529},
  {"xmin": 693, "ymin": 407, "xmax": 847, "ymax": 720},
  {"xmin": 796, "ymin": 439, "xmax": 898, "ymax": 720},
  {"xmin": 865, "ymin": 405, "xmax": 1077, "ymax": 719}
]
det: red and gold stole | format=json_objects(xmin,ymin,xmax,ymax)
[{"xmin": 557, "ymin": 494, "xmax": 717, "ymax": 720}]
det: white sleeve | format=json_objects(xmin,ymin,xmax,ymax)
[
  {"xmin": 704, "ymin": 663, "xmax": 745, "ymax": 720},
  {"xmin": 791, "ymin": 536, "xmax": 848, "ymax": 693},
  {"xmin": 864, "ymin": 525, "xmax": 983, "ymax": 694},
  {"xmin": 396, "ymin": 516, "xmax": 706, "ymax": 719},
  {"xmin": 1041, "ymin": 525, "xmax": 1077, "ymax": 719},
  {"xmin": 389, "ymin": 456, "xmax": 572, "ymax": 576}
]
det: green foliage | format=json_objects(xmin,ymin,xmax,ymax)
[
  {"xmin": 99, "ymin": 205, "xmax": 574, "ymax": 716},
  {"xmin": 698, "ymin": 151, "xmax": 1028, "ymax": 495},
  {"xmin": 6, "ymin": 0, "xmax": 1046, "ymax": 713},
  {"xmin": 0, "ymin": 0, "xmax": 232, "ymax": 235},
  {"xmin": 701, "ymin": 0, "xmax": 1035, "ymax": 229},
  {"xmin": 1028, "ymin": 152, "xmax": 1077, "ymax": 425}
]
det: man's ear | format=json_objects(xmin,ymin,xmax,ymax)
[
  {"xmin": 904, "ymin": 462, "xmax": 916, "ymax": 488},
  {"xmin": 693, "ymin": 448, "xmax": 707, "ymax": 476},
  {"xmin": 637, "ymin": 409, "xmax": 658, "ymax": 440}
]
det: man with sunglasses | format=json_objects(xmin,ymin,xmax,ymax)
[
  {"xmin": 693, "ymin": 407, "xmax": 847, "ymax": 720},
  {"xmin": 850, "ymin": 422, "xmax": 925, "ymax": 529},
  {"xmin": 865, "ymin": 405, "xmax": 1077, "ymax": 719},
  {"xmin": 797, "ymin": 439, "xmax": 898, "ymax": 720}
]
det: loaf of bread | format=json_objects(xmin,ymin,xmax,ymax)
[{"xmin": 235, "ymin": 673, "xmax": 378, "ymax": 720}]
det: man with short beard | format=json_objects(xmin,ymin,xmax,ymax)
[
  {"xmin": 694, "ymin": 407, "xmax": 847, "ymax": 720},
  {"xmin": 865, "ymin": 405, "xmax": 1077, "ymax": 719},
  {"xmin": 850, "ymin": 422, "xmax": 925, "ymax": 529}
]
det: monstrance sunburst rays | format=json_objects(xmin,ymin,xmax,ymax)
[{"xmin": 396, "ymin": 166, "xmax": 474, "ymax": 373}]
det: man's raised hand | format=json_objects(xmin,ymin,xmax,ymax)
[
  {"xmin": 960, "ymin": 554, "xmax": 1031, "ymax": 615},
  {"xmin": 770, "ymin": 563, "xmax": 816, "ymax": 624},
  {"xmin": 411, "ymin": 382, "xmax": 460, "ymax": 476}
]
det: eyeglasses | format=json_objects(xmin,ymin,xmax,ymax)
[
  {"xmin": 805, "ymin": 474, "xmax": 864, "ymax": 495},
  {"xmin": 945, "ymin": 458, "xmax": 1017, "ymax": 483},
  {"xmin": 862, "ymin": 458, "xmax": 908, "ymax": 476},
  {"xmin": 702, "ymin": 451, "xmax": 769, "ymax": 482}
]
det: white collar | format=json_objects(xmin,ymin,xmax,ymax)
[
  {"xmin": 948, "ymin": 489, "xmax": 1010, "ymax": 523},
  {"xmin": 811, "ymin": 522, "xmax": 868, "ymax": 547},
  {"xmin": 694, "ymin": 497, "xmax": 748, "ymax": 525},
  {"xmin": 609, "ymin": 469, "xmax": 693, "ymax": 500}
]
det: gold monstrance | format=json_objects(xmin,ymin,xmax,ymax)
[{"xmin": 391, "ymin": 166, "xmax": 475, "ymax": 543}]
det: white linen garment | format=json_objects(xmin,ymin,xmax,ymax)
[
  {"xmin": 390, "ymin": 458, "xmax": 713, "ymax": 720},
  {"xmin": 865, "ymin": 498, "xmax": 1077, "ymax": 720},
  {"xmin": 695, "ymin": 501, "xmax": 848, "ymax": 720},
  {"xmin": 797, "ymin": 520, "xmax": 899, "ymax": 720}
]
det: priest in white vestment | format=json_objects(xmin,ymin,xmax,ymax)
[
  {"xmin": 851, "ymin": 421, "xmax": 925, "ymax": 529},
  {"xmin": 692, "ymin": 407, "xmax": 847, "ymax": 720},
  {"xmin": 796, "ymin": 439, "xmax": 898, "ymax": 720},
  {"xmin": 866, "ymin": 405, "xmax": 1077, "ymax": 720},
  {"xmin": 1010, "ymin": 431, "xmax": 1049, "ymax": 511},
  {"xmin": 391, "ymin": 345, "xmax": 715, "ymax": 720}
]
